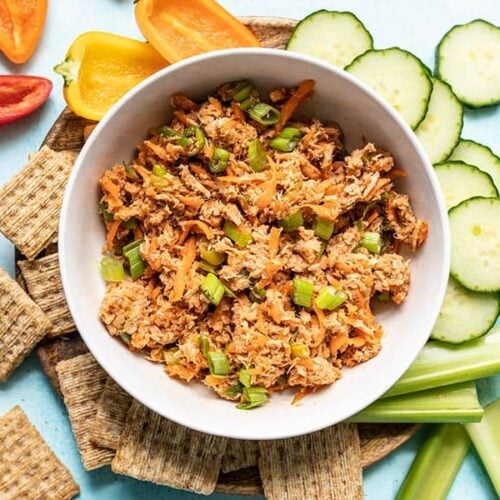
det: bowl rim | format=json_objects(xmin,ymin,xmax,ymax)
[{"xmin": 59, "ymin": 47, "xmax": 450, "ymax": 440}]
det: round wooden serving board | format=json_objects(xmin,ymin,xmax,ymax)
[{"xmin": 37, "ymin": 16, "xmax": 419, "ymax": 496}]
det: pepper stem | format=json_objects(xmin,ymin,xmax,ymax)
[{"xmin": 53, "ymin": 59, "xmax": 80, "ymax": 86}]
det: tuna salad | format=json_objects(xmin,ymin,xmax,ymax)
[{"xmin": 98, "ymin": 80, "xmax": 428, "ymax": 409}]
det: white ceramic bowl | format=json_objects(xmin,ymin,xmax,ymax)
[{"xmin": 60, "ymin": 48, "xmax": 449, "ymax": 440}]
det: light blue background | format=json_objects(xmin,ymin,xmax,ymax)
[{"xmin": 1, "ymin": 1, "xmax": 499, "ymax": 498}]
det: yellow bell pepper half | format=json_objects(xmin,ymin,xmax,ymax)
[{"xmin": 54, "ymin": 32, "xmax": 168, "ymax": 121}]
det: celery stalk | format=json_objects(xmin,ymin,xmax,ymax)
[
  {"xmin": 465, "ymin": 399, "xmax": 500, "ymax": 495},
  {"xmin": 350, "ymin": 382, "xmax": 483, "ymax": 423},
  {"xmin": 396, "ymin": 424, "xmax": 470, "ymax": 500},
  {"xmin": 384, "ymin": 326, "xmax": 500, "ymax": 398}
]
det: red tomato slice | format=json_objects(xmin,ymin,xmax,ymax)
[{"xmin": 0, "ymin": 75, "xmax": 52, "ymax": 126}]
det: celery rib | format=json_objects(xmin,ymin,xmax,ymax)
[
  {"xmin": 465, "ymin": 399, "xmax": 500, "ymax": 495},
  {"xmin": 396, "ymin": 424, "xmax": 470, "ymax": 500},
  {"xmin": 350, "ymin": 382, "xmax": 483, "ymax": 423},
  {"xmin": 384, "ymin": 326, "xmax": 500, "ymax": 399}
]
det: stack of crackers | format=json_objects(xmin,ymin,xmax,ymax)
[{"xmin": 0, "ymin": 143, "xmax": 366, "ymax": 499}]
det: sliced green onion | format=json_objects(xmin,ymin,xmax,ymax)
[
  {"xmin": 200, "ymin": 244, "xmax": 226, "ymax": 266},
  {"xmin": 249, "ymin": 287, "xmax": 266, "ymax": 303},
  {"xmin": 160, "ymin": 126, "xmax": 180, "ymax": 138},
  {"xmin": 163, "ymin": 349, "xmax": 179, "ymax": 365},
  {"xmin": 209, "ymin": 147, "xmax": 230, "ymax": 174},
  {"xmin": 279, "ymin": 210, "xmax": 303, "ymax": 232},
  {"xmin": 465, "ymin": 399, "xmax": 500, "ymax": 493},
  {"xmin": 291, "ymin": 343, "xmax": 310, "ymax": 358},
  {"xmin": 383, "ymin": 326, "xmax": 500, "ymax": 398},
  {"xmin": 199, "ymin": 336, "xmax": 210, "ymax": 358},
  {"xmin": 239, "ymin": 369, "xmax": 251, "ymax": 388},
  {"xmin": 124, "ymin": 245, "xmax": 145, "ymax": 280},
  {"xmin": 396, "ymin": 424, "xmax": 470, "ymax": 500},
  {"xmin": 313, "ymin": 217, "xmax": 334, "ymax": 240},
  {"xmin": 239, "ymin": 98, "xmax": 253, "ymax": 111},
  {"xmin": 315, "ymin": 286, "xmax": 348, "ymax": 311},
  {"xmin": 122, "ymin": 239, "xmax": 143, "ymax": 255},
  {"xmin": 123, "ymin": 218, "xmax": 138, "ymax": 229},
  {"xmin": 248, "ymin": 139, "xmax": 268, "ymax": 172},
  {"xmin": 223, "ymin": 221, "xmax": 253, "ymax": 247},
  {"xmin": 376, "ymin": 291, "xmax": 391, "ymax": 302},
  {"xmin": 292, "ymin": 278, "xmax": 314, "ymax": 308},
  {"xmin": 178, "ymin": 126, "xmax": 205, "ymax": 156},
  {"xmin": 207, "ymin": 351, "xmax": 230, "ymax": 376},
  {"xmin": 362, "ymin": 231, "xmax": 382, "ymax": 254},
  {"xmin": 270, "ymin": 127, "xmax": 302, "ymax": 152},
  {"xmin": 318, "ymin": 240, "xmax": 328, "ymax": 257},
  {"xmin": 225, "ymin": 383, "xmax": 243, "ymax": 397},
  {"xmin": 150, "ymin": 174, "xmax": 168, "ymax": 187},
  {"xmin": 100, "ymin": 256, "xmax": 126, "ymax": 282},
  {"xmin": 221, "ymin": 283, "xmax": 236, "ymax": 299},
  {"xmin": 152, "ymin": 164, "xmax": 167, "ymax": 177},
  {"xmin": 248, "ymin": 103, "xmax": 280, "ymax": 126},
  {"xmin": 351, "ymin": 381, "xmax": 483, "ymax": 423},
  {"xmin": 123, "ymin": 162, "xmax": 139, "ymax": 180},
  {"xmin": 119, "ymin": 331, "xmax": 131, "ymax": 344},
  {"xmin": 233, "ymin": 82, "xmax": 253, "ymax": 102},
  {"xmin": 99, "ymin": 202, "xmax": 114, "ymax": 221},
  {"xmin": 201, "ymin": 273, "xmax": 225, "ymax": 305},
  {"xmin": 198, "ymin": 261, "xmax": 216, "ymax": 274},
  {"xmin": 236, "ymin": 386, "xmax": 268, "ymax": 410}
]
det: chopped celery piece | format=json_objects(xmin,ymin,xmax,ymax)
[
  {"xmin": 396, "ymin": 424, "xmax": 470, "ymax": 500},
  {"xmin": 249, "ymin": 287, "xmax": 266, "ymax": 303},
  {"xmin": 200, "ymin": 242, "xmax": 226, "ymax": 266},
  {"xmin": 100, "ymin": 257, "xmax": 125, "ymax": 282},
  {"xmin": 292, "ymin": 278, "xmax": 314, "ymax": 308},
  {"xmin": 207, "ymin": 351, "xmax": 230, "ymax": 376},
  {"xmin": 198, "ymin": 261, "xmax": 216, "ymax": 274},
  {"xmin": 152, "ymin": 164, "xmax": 167, "ymax": 177},
  {"xmin": 351, "ymin": 382, "xmax": 483, "ymax": 423},
  {"xmin": 248, "ymin": 139, "xmax": 268, "ymax": 172},
  {"xmin": 384, "ymin": 326, "xmax": 500, "ymax": 398},
  {"xmin": 315, "ymin": 286, "xmax": 348, "ymax": 310},
  {"xmin": 279, "ymin": 210, "xmax": 303, "ymax": 232},
  {"xmin": 465, "ymin": 399, "xmax": 500, "ymax": 494},
  {"xmin": 123, "ymin": 241, "xmax": 145, "ymax": 280},
  {"xmin": 361, "ymin": 231, "xmax": 381, "ymax": 254},
  {"xmin": 313, "ymin": 217, "xmax": 334, "ymax": 240},
  {"xmin": 248, "ymin": 103, "xmax": 280, "ymax": 126},
  {"xmin": 223, "ymin": 221, "xmax": 253, "ymax": 247},
  {"xmin": 239, "ymin": 369, "xmax": 251, "ymax": 388},
  {"xmin": 270, "ymin": 127, "xmax": 302, "ymax": 152},
  {"xmin": 201, "ymin": 273, "xmax": 225, "ymax": 305},
  {"xmin": 209, "ymin": 147, "xmax": 230, "ymax": 174},
  {"xmin": 163, "ymin": 349, "xmax": 179, "ymax": 365},
  {"xmin": 236, "ymin": 386, "xmax": 268, "ymax": 410}
]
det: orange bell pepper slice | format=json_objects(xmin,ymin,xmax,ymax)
[
  {"xmin": 54, "ymin": 32, "xmax": 168, "ymax": 121},
  {"xmin": 0, "ymin": 0, "xmax": 47, "ymax": 64},
  {"xmin": 135, "ymin": 0, "xmax": 260, "ymax": 63}
]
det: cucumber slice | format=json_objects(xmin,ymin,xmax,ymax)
[
  {"xmin": 436, "ymin": 19, "xmax": 500, "ymax": 107},
  {"xmin": 415, "ymin": 78, "xmax": 463, "ymax": 163},
  {"xmin": 286, "ymin": 10, "xmax": 373, "ymax": 69},
  {"xmin": 431, "ymin": 277, "xmax": 499, "ymax": 344},
  {"xmin": 449, "ymin": 139, "xmax": 500, "ymax": 192},
  {"xmin": 450, "ymin": 197, "xmax": 500, "ymax": 292},
  {"xmin": 346, "ymin": 48, "xmax": 432, "ymax": 129},
  {"xmin": 434, "ymin": 161, "xmax": 498, "ymax": 209}
]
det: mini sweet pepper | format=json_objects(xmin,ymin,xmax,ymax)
[{"xmin": 54, "ymin": 32, "xmax": 168, "ymax": 121}]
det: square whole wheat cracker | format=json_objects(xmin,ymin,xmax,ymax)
[
  {"xmin": 112, "ymin": 400, "xmax": 227, "ymax": 495},
  {"xmin": 259, "ymin": 423, "xmax": 363, "ymax": 500},
  {"xmin": 0, "ymin": 267, "xmax": 52, "ymax": 382},
  {"xmin": 0, "ymin": 146, "xmax": 77, "ymax": 260},
  {"xmin": 18, "ymin": 253, "xmax": 75, "ymax": 338},
  {"xmin": 90, "ymin": 377, "xmax": 133, "ymax": 450},
  {"xmin": 221, "ymin": 439, "xmax": 259, "ymax": 473},
  {"xmin": 0, "ymin": 406, "xmax": 79, "ymax": 499},
  {"xmin": 56, "ymin": 353, "xmax": 115, "ymax": 470}
]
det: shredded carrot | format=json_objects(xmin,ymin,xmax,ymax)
[
  {"xmin": 190, "ymin": 164, "xmax": 209, "ymax": 178},
  {"xmin": 365, "ymin": 210, "xmax": 380, "ymax": 225},
  {"xmin": 300, "ymin": 162, "xmax": 322, "ymax": 179},
  {"xmin": 133, "ymin": 227, "xmax": 144, "ymax": 240},
  {"xmin": 275, "ymin": 79, "xmax": 315, "ymax": 133},
  {"xmin": 335, "ymin": 261, "xmax": 353, "ymax": 273},
  {"xmin": 179, "ymin": 196, "xmax": 204, "ymax": 208},
  {"xmin": 231, "ymin": 100, "xmax": 246, "ymax": 122},
  {"xmin": 387, "ymin": 169, "xmax": 407, "ymax": 180},
  {"xmin": 257, "ymin": 262, "xmax": 282, "ymax": 287},
  {"xmin": 106, "ymin": 220, "xmax": 121, "ymax": 249},
  {"xmin": 150, "ymin": 286, "xmax": 162, "ymax": 302},
  {"xmin": 329, "ymin": 333, "xmax": 349, "ymax": 355},
  {"xmin": 170, "ymin": 237, "xmax": 197, "ymax": 302},
  {"xmin": 219, "ymin": 173, "xmax": 268, "ymax": 184},
  {"xmin": 178, "ymin": 220, "xmax": 214, "ymax": 244},
  {"xmin": 170, "ymin": 93, "xmax": 197, "ymax": 111},
  {"xmin": 301, "ymin": 203, "xmax": 339, "ymax": 221},
  {"xmin": 311, "ymin": 304, "xmax": 326, "ymax": 347},
  {"xmin": 251, "ymin": 335, "xmax": 269, "ymax": 348},
  {"xmin": 101, "ymin": 176, "xmax": 121, "ymax": 209},
  {"xmin": 173, "ymin": 110, "xmax": 196, "ymax": 126},
  {"xmin": 255, "ymin": 171, "xmax": 277, "ymax": 209},
  {"xmin": 292, "ymin": 387, "xmax": 314, "ymax": 405},
  {"xmin": 269, "ymin": 227, "xmax": 281, "ymax": 257}
]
